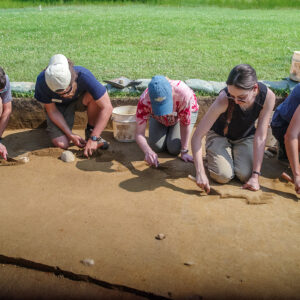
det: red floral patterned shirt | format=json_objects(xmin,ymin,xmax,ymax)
[{"xmin": 136, "ymin": 80, "xmax": 199, "ymax": 127}]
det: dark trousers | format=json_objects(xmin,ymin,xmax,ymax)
[{"xmin": 271, "ymin": 125, "xmax": 289, "ymax": 159}]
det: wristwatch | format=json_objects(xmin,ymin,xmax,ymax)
[
  {"xmin": 180, "ymin": 149, "xmax": 189, "ymax": 154},
  {"xmin": 90, "ymin": 136, "xmax": 100, "ymax": 142},
  {"xmin": 252, "ymin": 171, "xmax": 261, "ymax": 176}
]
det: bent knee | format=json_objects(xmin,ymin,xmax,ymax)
[
  {"xmin": 166, "ymin": 141, "xmax": 181, "ymax": 156},
  {"xmin": 235, "ymin": 169, "xmax": 252, "ymax": 183},
  {"xmin": 52, "ymin": 137, "xmax": 69, "ymax": 149},
  {"xmin": 208, "ymin": 168, "xmax": 234, "ymax": 184},
  {"xmin": 149, "ymin": 141, "xmax": 164, "ymax": 153}
]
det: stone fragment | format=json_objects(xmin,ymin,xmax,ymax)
[
  {"xmin": 184, "ymin": 261, "xmax": 195, "ymax": 266},
  {"xmin": 155, "ymin": 233, "xmax": 166, "ymax": 240},
  {"xmin": 80, "ymin": 258, "xmax": 95, "ymax": 266},
  {"xmin": 18, "ymin": 156, "xmax": 30, "ymax": 163},
  {"xmin": 60, "ymin": 151, "xmax": 75, "ymax": 163}
]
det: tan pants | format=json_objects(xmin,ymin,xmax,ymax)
[{"xmin": 205, "ymin": 130, "xmax": 254, "ymax": 184}]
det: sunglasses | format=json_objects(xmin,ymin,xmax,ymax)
[
  {"xmin": 0, "ymin": 88, "xmax": 8, "ymax": 94},
  {"xmin": 56, "ymin": 84, "xmax": 73, "ymax": 96},
  {"xmin": 227, "ymin": 88, "xmax": 254, "ymax": 103}
]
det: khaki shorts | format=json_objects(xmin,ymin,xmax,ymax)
[
  {"xmin": 46, "ymin": 94, "xmax": 86, "ymax": 140},
  {"xmin": 205, "ymin": 130, "xmax": 254, "ymax": 184}
]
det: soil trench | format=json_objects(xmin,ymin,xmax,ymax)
[{"xmin": 0, "ymin": 128, "xmax": 299, "ymax": 299}]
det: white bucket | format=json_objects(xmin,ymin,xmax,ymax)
[
  {"xmin": 290, "ymin": 51, "xmax": 300, "ymax": 82},
  {"xmin": 112, "ymin": 106, "xmax": 137, "ymax": 142}
]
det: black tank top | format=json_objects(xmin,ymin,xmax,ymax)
[{"xmin": 211, "ymin": 82, "xmax": 267, "ymax": 141}]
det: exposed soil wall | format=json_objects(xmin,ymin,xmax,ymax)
[{"xmin": 7, "ymin": 96, "xmax": 286, "ymax": 130}]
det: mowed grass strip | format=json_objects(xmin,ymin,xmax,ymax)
[{"xmin": 0, "ymin": 4, "xmax": 299, "ymax": 82}]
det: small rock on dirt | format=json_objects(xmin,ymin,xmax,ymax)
[
  {"xmin": 61, "ymin": 151, "xmax": 75, "ymax": 163},
  {"xmin": 18, "ymin": 156, "xmax": 29, "ymax": 163},
  {"xmin": 80, "ymin": 258, "xmax": 94, "ymax": 266},
  {"xmin": 155, "ymin": 233, "xmax": 166, "ymax": 240},
  {"xmin": 184, "ymin": 261, "xmax": 195, "ymax": 266}
]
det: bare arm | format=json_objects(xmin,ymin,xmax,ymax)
[
  {"xmin": 180, "ymin": 123, "xmax": 191, "ymax": 151},
  {"xmin": 243, "ymin": 88, "xmax": 275, "ymax": 190},
  {"xmin": 135, "ymin": 120, "xmax": 159, "ymax": 167},
  {"xmin": 90, "ymin": 91, "xmax": 113, "ymax": 137},
  {"xmin": 285, "ymin": 105, "xmax": 300, "ymax": 193},
  {"xmin": 0, "ymin": 102, "xmax": 12, "ymax": 137},
  {"xmin": 191, "ymin": 91, "xmax": 228, "ymax": 192},
  {"xmin": 136, "ymin": 121, "xmax": 152, "ymax": 154}
]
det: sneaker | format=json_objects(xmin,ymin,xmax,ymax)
[{"xmin": 85, "ymin": 127, "xmax": 109, "ymax": 150}]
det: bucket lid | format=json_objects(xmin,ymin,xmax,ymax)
[{"xmin": 112, "ymin": 105, "xmax": 137, "ymax": 116}]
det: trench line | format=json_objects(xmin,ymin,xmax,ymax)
[{"xmin": 0, "ymin": 254, "xmax": 169, "ymax": 300}]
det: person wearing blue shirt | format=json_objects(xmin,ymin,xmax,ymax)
[
  {"xmin": 0, "ymin": 67, "xmax": 13, "ymax": 160},
  {"xmin": 271, "ymin": 83, "xmax": 300, "ymax": 193},
  {"xmin": 35, "ymin": 54, "xmax": 113, "ymax": 157}
]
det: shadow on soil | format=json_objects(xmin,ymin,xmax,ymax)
[
  {"xmin": 3, "ymin": 129, "xmax": 52, "ymax": 157},
  {"xmin": 76, "ymin": 132, "xmax": 200, "ymax": 196},
  {"xmin": 3, "ymin": 129, "xmax": 298, "ymax": 201}
]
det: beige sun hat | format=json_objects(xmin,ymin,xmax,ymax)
[{"xmin": 45, "ymin": 54, "xmax": 71, "ymax": 92}]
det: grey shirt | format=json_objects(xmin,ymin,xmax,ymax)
[{"xmin": 1, "ymin": 75, "xmax": 12, "ymax": 104}]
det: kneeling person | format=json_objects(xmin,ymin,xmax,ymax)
[
  {"xmin": 192, "ymin": 64, "xmax": 275, "ymax": 193},
  {"xmin": 35, "ymin": 54, "xmax": 113, "ymax": 157},
  {"xmin": 135, "ymin": 75, "xmax": 199, "ymax": 167},
  {"xmin": 0, "ymin": 67, "xmax": 12, "ymax": 160},
  {"xmin": 271, "ymin": 83, "xmax": 300, "ymax": 193}
]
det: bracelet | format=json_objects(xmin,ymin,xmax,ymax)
[
  {"xmin": 252, "ymin": 171, "xmax": 261, "ymax": 176},
  {"xmin": 180, "ymin": 149, "xmax": 188, "ymax": 154}
]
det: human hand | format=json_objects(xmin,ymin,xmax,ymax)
[
  {"xmin": 145, "ymin": 150, "xmax": 159, "ymax": 167},
  {"xmin": 294, "ymin": 175, "xmax": 300, "ymax": 194},
  {"xmin": 242, "ymin": 175, "xmax": 260, "ymax": 191},
  {"xmin": 70, "ymin": 134, "xmax": 86, "ymax": 148},
  {"xmin": 84, "ymin": 139, "xmax": 99, "ymax": 158},
  {"xmin": 0, "ymin": 143, "xmax": 8, "ymax": 160},
  {"xmin": 195, "ymin": 172, "xmax": 210, "ymax": 194},
  {"xmin": 180, "ymin": 152, "xmax": 193, "ymax": 163}
]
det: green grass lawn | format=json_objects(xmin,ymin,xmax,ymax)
[{"xmin": 0, "ymin": 4, "xmax": 299, "ymax": 83}]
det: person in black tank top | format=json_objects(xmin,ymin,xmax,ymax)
[{"xmin": 191, "ymin": 64, "xmax": 275, "ymax": 193}]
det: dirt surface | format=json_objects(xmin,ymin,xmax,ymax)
[
  {"xmin": 0, "ymin": 264, "xmax": 145, "ymax": 300},
  {"xmin": 0, "ymin": 129, "xmax": 300, "ymax": 299}
]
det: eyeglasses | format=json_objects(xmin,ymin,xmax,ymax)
[
  {"xmin": 56, "ymin": 84, "xmax": 73, "ymax": 96},
  {"xmin": 227, "ymin": 89, "xmax": 254, "ymax": 103},
  {"xmin": 0, "ymin": 88, "xmax": 7, "ymax": 94}
]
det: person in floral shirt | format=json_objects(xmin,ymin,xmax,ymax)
[{"xmin": 135, "ymin": 75, "xmax": 199, "ymax": 167}]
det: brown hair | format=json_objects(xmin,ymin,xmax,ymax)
[
  {"xmin": 226, "ymin": 64, "xmax": 257, "ymax": 90},
  {"xmin": 67, "ymin": 58, "xmax": 78, "ymax": 84},
  {"xmin": 223, "ymin": 64, "xmax": 258, "ymax": 136}
]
